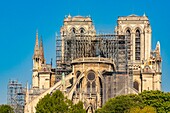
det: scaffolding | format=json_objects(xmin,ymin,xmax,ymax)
[
  {"xmin": 56, "ymin": 33, "xmax": 132, "ymax": 73},
  {"xmin": 7, "ymin": 80, "xmax": 25, "ymax": 113},
  {"xmin": 55, "ymin": 33, "xmax": 135, "ymax": 105},
  {"xmin": 102, "ymin": 72, "xmax": 130, "ymax": 103}
]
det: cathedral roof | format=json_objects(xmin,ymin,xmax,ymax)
[
  {"xmin": 118, "ymin": 14, "xmax": 149, "ymax": 21},
  {"xmin": 128, "ymin": 14, "xmax": 138, "ymax": 17},
  {"xmin": 64, "ymin": 15, "xmax": 92, "ymax": 22},
  {"xmin": 74, "ymin": 15, "xmax": 84, "ymax": 18}
]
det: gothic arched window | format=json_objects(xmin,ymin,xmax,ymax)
[
  {"xmin": 80, "ymin": 27, "xmax": 85, "ymax": 34},
  {"xmin": 126, "ymin": 29, "xmax": 131, "ymax": 60},
  {"xmin": 87, "ymin": 72, "xmax": 95, "ymax": 81},
  {"xmin": 126, "ymin": 29, "xmax": 131, "ymax": 35},
  {"xmin": 87, "ymin": 81, "xmax": 90, "ymax": 93},
  {"xmin": 76, "ymin": 71, "xmax": 81, "ymax": 79},
  {"xmin": 135, "ymin": 29, "xmax": 141, "ymax": 60},
  {"xmin": 86, "ymin": 71, "xmax": 96, "ymax": 94},
  {"xmin": 133, "ymin": 81, "xmax": 139, "ymax": 91},
  {"xmin": 71, "ymin": 27, "xmax": 76, "ymax": 34}
]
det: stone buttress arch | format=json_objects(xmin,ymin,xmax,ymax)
[{"xmin": 67, "ymin": 71, "xmax": 85, "ymax": 99}]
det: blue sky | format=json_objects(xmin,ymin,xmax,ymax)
[{"xmin": 0, "ymin": 0, "xmax": 170, "ymax": 104}]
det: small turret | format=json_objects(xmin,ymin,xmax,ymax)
[
  {"xmin": 68, "ymin": 14, "xmax": 71, "ymax": 18},
  {"xmin": 155, "ymin": 41, "xmax": 162, "ymax": 73},
  {"xmin": 156, "ymin": 41, "xmax": 161, "ymax": 56},
  {"xmin": 155, "ymin": 41, "xmax": 161, "ymax": 61}
]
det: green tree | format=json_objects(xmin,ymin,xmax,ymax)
[
  {"xmin": 128, "ymin": 106, "xmax": 141, "ymax": 113},
  {"xmin": 129, "ymin": 106, "xmax": 156, "ymax": 113},
  {"xmin": 36, "ymin": 90, "xmax": 86, "ymax": 113},
  {"xmin": 96, "ymin": 94, "xmax": 143, "ymax": 113},
  {"xmin": 96, "ymin": 91, "xmax": 170, "ymax": 113},
  {"xmin": 139, "ymin": 90, "xmax": 170, "ymax": 113},
  {"xmin": 69, "ymin": 101, "xmax": 86, "ymax": 113},
  {"xmin": 0, "ymin": 105, "xmax": 14, "ymax": 113}
]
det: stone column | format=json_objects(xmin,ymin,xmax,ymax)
[
  {"xmin": 140, "ymin": 33, "xmax": 144, "ymax": 60},
  {"xmin": 132, "ymin": 32, "xmax": 136, "ymax": 62},
  {"xmin": 144, "ymin": 31, "xmax": 151, "ymax": 60}
]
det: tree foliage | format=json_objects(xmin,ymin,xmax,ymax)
[
  {"xmin": 96, "ymin": 90, "xmax": 170, "ymax": 113},
  {"xmin": 139, "ymin": 90, "xmax": 170, "ymax": 113},
  {"xmin": 69, "ymin": 101, "xmax": 86, "ymax": 113},
  {"xmin": 128, "ymin": 106, "xmax": 156, "ymax": 113},
  {"xmin": 36, "ymin": 90, "xmax": 86, "ymax": 113},
  {"xmin": 0, "ymin": 105, "xmax": 14, "ymax": 113},
  {"xmin": 96, "ymin": 94, "xmax": 143, "ymax": 113}
]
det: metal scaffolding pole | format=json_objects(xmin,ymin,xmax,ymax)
[
  {"xmin": 7, "ymin": 80, "xmax": 25, "ymax": 113},
  {"xmin": 56, "ymin": 33, "xmax": 132, "ymax": 79}
]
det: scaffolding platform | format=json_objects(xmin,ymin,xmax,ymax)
[{"xmin": 7, "ymin": 80, "xmax": 25, "ymax": 113}]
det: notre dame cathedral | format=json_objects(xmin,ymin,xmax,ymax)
[{"xmin": 24, "ymin": 14, "xmax": 162, "ymax": 113}]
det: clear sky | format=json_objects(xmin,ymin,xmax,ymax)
[{"xmin": 0, "ymin": 0, "xmax": 170, "ymax": 104}]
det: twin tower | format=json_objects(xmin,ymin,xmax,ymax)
[{"xmin": 25, "ymin": 14, "xmax": 162, "ymax": 113}]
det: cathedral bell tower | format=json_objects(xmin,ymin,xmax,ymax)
[{"xmin": 32, "ymin": 31, "xmax": 45, "ymax": 89}]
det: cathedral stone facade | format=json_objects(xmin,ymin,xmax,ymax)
[{"xmin": 24, "ymin": 14, "xmax": 162, "ymax": 113}]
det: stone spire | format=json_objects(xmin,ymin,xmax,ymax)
[
  {"xmin": 155, "ymin": 41, "xmax": 161, "ymax": 61},
  {"xmin": 68, "ymin": 13, "xmax": 71, "ymax": 18},
  {"xmin": 33, "ymin": 30, "xmax": 39, "ymax": 59},
  {"xmin": 156, "ymin": 41, "xmax": 161, "ymax": 55},
  {"xmin": 39, "ymin": 36, "xmax": 45, "ymax": 64},
  {"xmin": 143, "ymin": 12, "xmax": 146, "ymax": 17}
]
